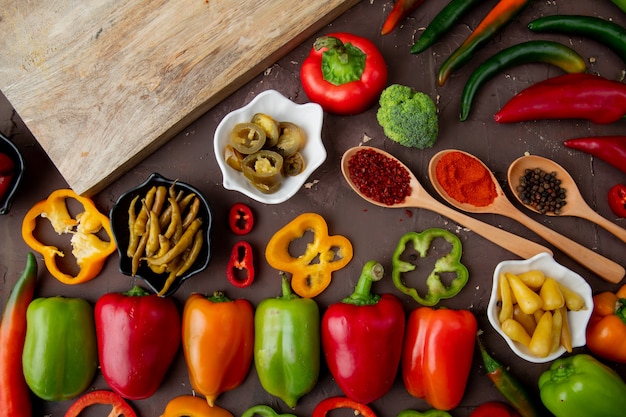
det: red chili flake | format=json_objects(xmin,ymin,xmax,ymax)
[{"xmin": 348, "ymin": 148, "xmax": 411, "ymax": 205}]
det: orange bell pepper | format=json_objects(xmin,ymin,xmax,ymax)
[
  {"xmin": 160, "ymin": 396, "xmax": 234, "ymax": 417},
  {"xmin": 182, "ymin": 292, "xmax": 254, "ymax": 406},
  {"xmin": 586, "ymin": 284, "xmax": 626, "ymax": 363},
  {"xmin": 21, "ymin": 189, "xmax": 116, "ymax": 284}
]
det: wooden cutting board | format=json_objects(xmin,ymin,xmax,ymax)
[{"xmin": 0, "ymin": 0, "xmax": 360, "ymax": 195}]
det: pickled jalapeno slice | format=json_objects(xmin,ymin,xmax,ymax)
[
  {"xmin": 224, "ymin": 144, "xmax": 245, "ymax": 171},
  {"xmin": 284, "ymin": 152, "xmax": 305, "ymax": 176},
  {"xmin": 275, "ymin": 122, "xmax": 305, "ymax": 157},
  {"xmin": 242, "ymin": 150, "xmax": 284, "ymax": 194},
  {"xmin": 230, "ymin": 122, "xmax": 266, "ymax": 154},
  {"xmin": 251, "ymin": 113, "xmax": 280, "ymax": 148}
]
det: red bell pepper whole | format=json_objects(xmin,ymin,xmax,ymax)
[
  {"xmin": 381, "ymin": 0, "xmax": 426, "ymax": 35},
  {"xmin": 608, "ymin": 184, "xmax": 626, "ymax": 218},
  {"xmin": 495, "ymin": 73, "xmax": 626, "ymax": 124},
  {"xmin": 300, "ymin": 32, "xmax": 388, "ymax": 115},
  {"xmin": 402, "ymin": 307, "xmax": 477, "ymax": 410},
  {"xmin": 229, "ymin": 202, "xmax": 254, "ymax": 235},
  {"xmin": 0, "ymin": 253, "xmax": 37, "ymax": 417},
  {"xmin": 95, "ymin": 285, "xmax": 181, "ymax": 400},
  {"xmin": 312, "ymin": 396, "xmax": 378, "ymax": 417},
  {"xmin": 64, "ymin": 390, "xmax": 137, "ymax": 417},
  {"xmin": 226, "ymin": 240, "xmax": 255, "ymax": 288},
  {"xmin": 322, "ymin": 260, "xmax": 405, "ymax": 404},
  {"xmin": 563, "ymin": 136, "xmax": 626, "ymax": 175},
  {"xmin": 469, "ymin": 402, "xmax": 522, "ymax": 417}
]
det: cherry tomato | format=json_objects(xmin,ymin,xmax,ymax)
[{"xmin": 608, "ymin": 184, "xmax": 626, "ymax": 218}]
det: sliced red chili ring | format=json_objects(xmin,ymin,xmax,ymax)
[
  {"xmin": 312, "ymin": 396, "xmax": 378, "ymax": 417},
  {"xmin": 63, "ymin": 390, "xmax": 137, "ymax": 417},
  {"xmin": 226, "ymin": 240, "xmax": 254, "ymax": 288},
  {"xmin": 229, "ymin": 203, "xmax": 254, "ymax": 235}
]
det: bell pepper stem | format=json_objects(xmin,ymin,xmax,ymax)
[
  {"xmin": 342, "ymin": 260, "xmax": 383, "ymax": 306},
  {"xmin": 123, "ymin": 285, "xmax": 151, "ymax": 297},
  {"xmin": 280, "ymin": 273, "xmax": 299, "ymax": 300}
]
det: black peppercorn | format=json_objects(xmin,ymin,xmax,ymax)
[{"xmin": 517, "ymin": 168, "xmax": 567, "ymax": 214}]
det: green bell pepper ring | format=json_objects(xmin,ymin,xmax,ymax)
[
  {"xmin": 242, "ymin": 405, "xmax": 298, "ymax": 417},
  {"xmin": 392, "ymin": 228, "xmax": 469, "ymax": 306},
  {"xmin": 538, "ymin": 353, "xmax": 626, "ymax": 417},
  {"xmin": 254, "ymin": 274, "xmax": 320, "ymax": 408},
  {"xmin": 22, "ymin": 296, "xmax": 98, "ymax": 401}
]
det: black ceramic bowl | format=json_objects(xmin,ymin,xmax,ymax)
[
  {"xmin": 110, "ymin": 173, "xmax": 212, "ymax": 296},
  {"xmin": 0, "ymin": 132, "xmax": 25, "ymax": 215}
]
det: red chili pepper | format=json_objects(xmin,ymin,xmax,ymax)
[
  {"xmin": 229, "ymin": 203, "xmax": 254, "ymax": 235},
  {"xmin": 64, "ymin": 390, "xmax": 137, "ymax": 417},
  {"xmin": 321, "ymin": 261, "xmax": 405, "ymax": 404},
  {"xmin": 495, "ymin": 73, "xmax": 626, "ymax": 124},
  {"xmin": 300, "ymin": 32, "xmax": 387, "ymax": 115},
  {"xmin": 402, "ymin": 307, "xmax": 477, "ymax": 411},
  {"xmin": 469, "ymin": 402, "xmax": 522, "ymax": 417},
  {"xmin": 95, "ymin": 285, "xmax": 181, "ymax": 400},
  {"xmin": 380, "ymin": 0, "xmax": 426, "ymax": 35},
  {"xmin": 608, "ymin": 184, "xmax": 626, "ymax": 218},
  {"xmin": 0, "ymin": 253, "xmax": 37, "ymax": 417},
  {"xmin": 0, "ymin": 152, "xmax": 15, "ymax": 203},
  {"xmin": 563, "ymin": 135, "xmax": 626, "ymax": 175},
  {"xmin": 312, "ymin": 396, "xmax": 378, "ymax": 417},
  {"xmin": 227, "ymin": 240, "xmax": 254, "ymax": 288}
]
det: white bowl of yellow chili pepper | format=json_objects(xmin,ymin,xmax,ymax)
[
  {"xmin": 110, "ymin": 173, "xmax": 212, "ymax": 297},
  {"xmin": 214, "ymin": 89, "xmax": 326, "ymax": 204},
  {"xmin": 487, "ymin": 252, "xmax": 593, "ymax": 363}
]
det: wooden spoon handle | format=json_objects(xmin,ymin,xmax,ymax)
[
  {"xmin": 509, "ymin": 211, "xmax": 625, "ymax": 283},
  {"xmin": 414, "ymin": 196, "xmax": 553, "ymax": 259},
  {"xmin": 581, "ymin": 209, "xmax": 626, "ymax": 244}
]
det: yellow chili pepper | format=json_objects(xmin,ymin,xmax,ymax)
[
  {"xmin": 529, "ymin": 310, "xmax": 553, "ymax": 358},
  {"xmin": 265, "ymin": 213, "xmax": 353, "ymax": 298},
  {"xmin": 506, "ymin": 272, "xmax": 543, "ymax": 315},
  {"xmin": 21, "ymin": 189, "xmax": 116, "ymax": 285},
  {"xmin": 540, "ymin": 277, "xmax": 565, "ymax": 310},
  {"xmin": 160, "ymin": 395, "xmax": 234, "ymax": 417},
  {"xmin": 498, "ymin": 272, "xmax": 514, "ymax": 322}
]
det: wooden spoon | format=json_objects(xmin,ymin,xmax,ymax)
[
  {"xmin": 428, "ymin": 149, "xmax": 624, "ymax": 284},
  {"xmin": 341, "ymin": 146, "xmax": 552, "ymax": 260},
  {"xmin": 507, "ymin": 154, "xmax": 626, "ymax": 244}
]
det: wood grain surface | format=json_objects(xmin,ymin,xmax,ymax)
[{"xmin": 0, "ymin": 0, "xmax": 359, "ymax": 195}]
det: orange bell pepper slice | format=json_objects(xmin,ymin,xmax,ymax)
[
  {"xmin": 21, "ymin": 189, "xmax": 116, "ymax": 284},
  {"xmin": 265, "ymin": 212, "xmax": 353, "ymax": 298},
  {"xmin": 160, "ymin": 395, "xmax": 234, "ymax": 417},
  {"xmin": 586, "ymin": 284, "xmax": 626, "ymax": 363}
]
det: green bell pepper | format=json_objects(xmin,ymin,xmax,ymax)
[
  {"xmin": 254, "ymin": 274, "xmax": 320, "ymax": 408},
  {"xmin": 22, "ymin": 296, "xmax": 98, "ymax": 401},
  {"xmin": 392, "ymin": 228, "xmax": 469, "ymax": 306},
  {"xmin": 538, "ymin": 353, "xmax": 626, "ymax": 417}
]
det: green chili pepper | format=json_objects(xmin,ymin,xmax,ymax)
[
  {"xmin": 242, "ymin": 405, "xmax": 298, "ymax": 417},
  {"xmin": 437, "ymin": 0, "xmax": 532, "ymax": 86},
  {"xmin": 477, "ymin": 336, "xmax": 547, "ymax": 417},
  {"xmin": 611, "ymin": 0, "xmax": 626, "ymax": 13},
  {"xmin": 538, "ymin": 354, "xmax": 626, "ymax": 417},
  {"xmin": 411, "ymin": 0, "xmax": 484, "ymax": 54},
  {"xmin": 391, "ymin": 228, "xmax": 468, "ymax": 306},
  {"xmin": 397, "ymin": 410, "xmax": 453, "ymax": 417},
  {"xmin": 22, "ymin": 296, "xmax": 98, "ymax": 401},
  {"xmin": 460, "ymin": 40, "xmax": 586, "ymax": 121},
  {"xmin": 528, "ymin": 14, "xmax": 626, "ymax": 65},
  {"xmin": 254, "ymin": 275, "xmax": 320, "ymax": 408}
]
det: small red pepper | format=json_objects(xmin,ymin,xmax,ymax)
[
  {"xmin": 469, "ymin": 402, "xmax": 521, "ymax": 417},
  {"xmin": 563, "ymin": 136, "xmax": 626, "ymax": 175},
  {"xmin": 227, "ymin": 240, "xmax": 254, "ymax": 288},
  {"xmin": 312, "ymin": 396, "xmax": 378, "ymax": 417},
  {"xmin": 321, "ymin": 260, "xmax": 405, "ymax": 404},
  {"xmin": 64, "ymin": 390, "xmax": 137, "ymax": 417},
  {"xmin": 381, "ymin": 0, "xmax": 426, "ymax": 35},
  {"xmin": 608, "ymin": 184, "xmax": 626, "ymax": 218},
  {"xmin": 495, "ymin": 73, "xmax": 626, "ymax": 124},
  {"xmin": 0, "ymin": 152, "xmax": 15, "ymax": 203},
  {"xmin": 229, "ymin": 203, "xmax": 254, "ymax": 235}
]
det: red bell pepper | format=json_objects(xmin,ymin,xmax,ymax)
[
  {"xmin": 312, "ymin": 396, "xmax": 378, "ymax": 417},
  {"xmin": 608, "ymin": 184, "xmax": 626, "ymax": 218},
  {"xmin": 226, "ymin": 240, "xmax": 255, "ymax": 288},
  {"xmin": 321, "ymin": 260, "xmax": 405, "ymax": 404},
  {"xmin": 563, "ymin": 136, "xmax": 626, "ymax": 175},
  {"xmin": 94, "ymin": 285, "xmax": 181, "ymax": 400},
  {"xmin": 381, "ymin": 0, "xmax": 426, "ymax": 35},
  {"xmin": 495, "ymin": 73, "xmax": 626, "ymax": 124},
  {"xmin": 0, "ymin": 253, "xmax": 37, "ymax": 417},
  {"xmin": 0, "ymin": 152, "xmax": 15, "ymax": 203},
  {"xmin": 64, "ymin": 390, "xmax": 137, "ymax": 417},
  {"xmin": 300, "ymin": 32, "xmax": 388, "ymax": 115},
  {"xmin": 229, "ymin": 202, "xmax": 254, "ymax": 235},
  {"xmin": 469, "ymin": 402, "xmax": 521, "ymax": 417},
  {"xmin": 402, "ymin": 307, "xmax": 477, "ymax": 410}
]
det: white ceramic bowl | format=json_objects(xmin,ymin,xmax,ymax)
[
  {"xmin": 214, "ymin": 90, "xmax": 326, "ymax": 204},
  {"xmin": 487, "ymin": 252, "xmax": 593, "ymax": 363}
]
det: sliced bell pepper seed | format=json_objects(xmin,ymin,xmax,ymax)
[
  {"xmin": 226, "ymin": 240, "xmax": 254, "ymax": 288},
  {"xmin": 312, "ymin": 396, "xmax": 377, "ymax": 417},
  {"xmin": 228, "ymin": 202, "xmax": 254, "ymax": 235},
  {"xmin": 63, "ymin": 390, "xmax": 137, "ymax": 417}
]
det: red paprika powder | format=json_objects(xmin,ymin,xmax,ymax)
[
  {"xmin": 435, "ymin": 151, "xmax": 497, "ymax": 207},
  {"xmin": 348, "ymin": 148, "xmax": 411, "ymax": 205}
]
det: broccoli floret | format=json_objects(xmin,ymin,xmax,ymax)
[{"xmin": 376, "ymin": 84, "xmax": 439, "ymax": 149}]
